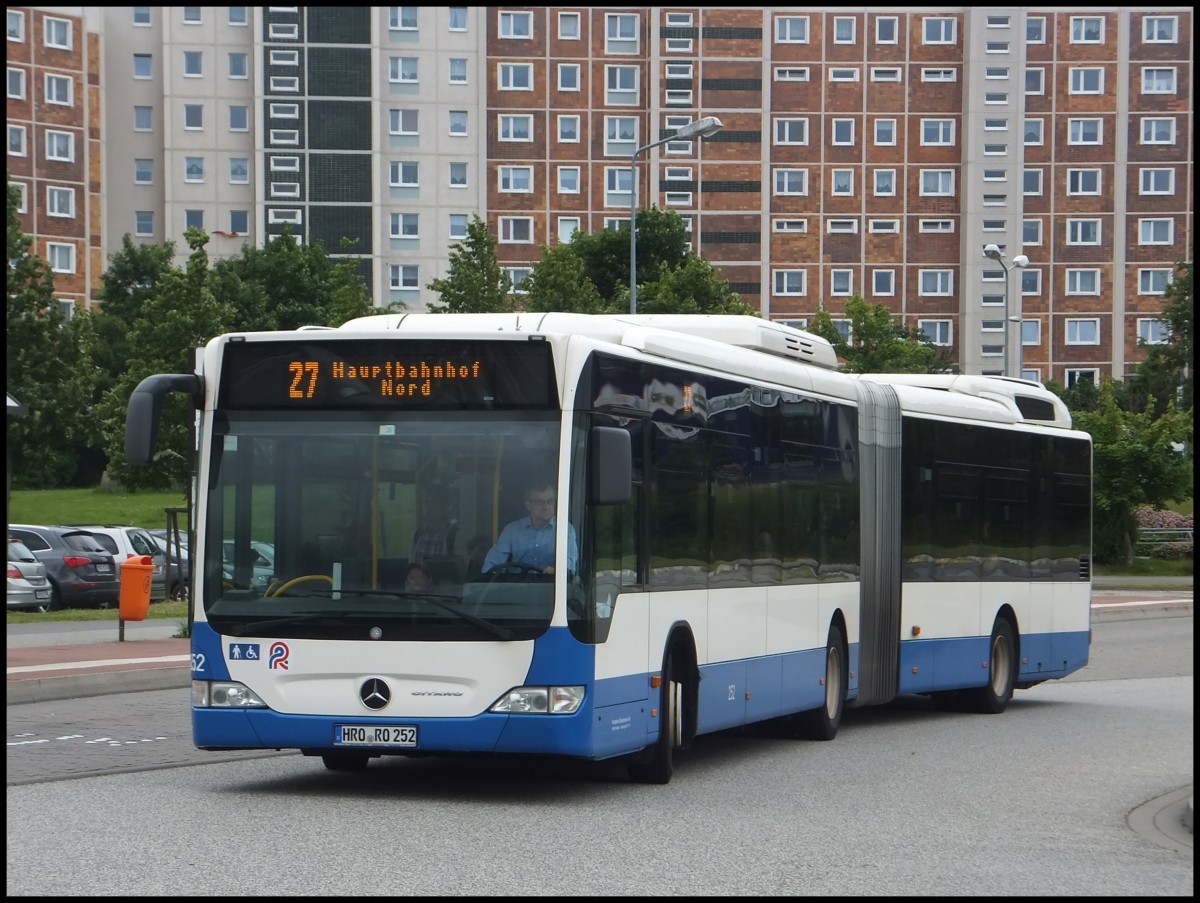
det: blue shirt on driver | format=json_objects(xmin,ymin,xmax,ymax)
[{"xmin": 482, "ymin": 516, "xmax": 578, "ymax": 574}]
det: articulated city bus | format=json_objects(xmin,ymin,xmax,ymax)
[{"xmin": 126, "ymin": 313, "xmax": 1092, "ymax": 783}]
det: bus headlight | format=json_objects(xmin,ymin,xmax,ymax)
[
  {"xmin": 193, "ymin": 679, "xmax": 268, "ymax": 708},
  {"xmin": 489, "ymin": 685, "xmax": 585, "ymax": 714}
]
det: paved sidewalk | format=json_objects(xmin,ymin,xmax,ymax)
[{"xmin": 6, "ymin": 590, "xmax": 1191, "ymax": 707}]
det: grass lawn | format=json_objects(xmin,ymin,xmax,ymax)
[{"xmin": 8, "ymin": 487, "xmax": 188, "ymax": 531}]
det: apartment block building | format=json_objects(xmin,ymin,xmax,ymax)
[{"xmin": 7, "ymin": 6, "xmax": 1193, "ymax": 386}]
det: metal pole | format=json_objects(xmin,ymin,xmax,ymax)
[
  {"xmin": 1002, "ymin": 261, "xmax": 1010, "ymax": 378},
  {"xmin": 629, "ymin": 153, "xmax": 639, "ymax": 314}
]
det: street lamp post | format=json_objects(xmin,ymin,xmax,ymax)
[
  {"xmin": 629, "ymin": 116, "xmax": 723, "ymax": 314},
  {"xmin": 1008, "ymin": 315, "xmax": 1024, "ymax": 379},
  {"xmin": 982, "ymin": 244, "xmax": 1029, "ymax": 378}
]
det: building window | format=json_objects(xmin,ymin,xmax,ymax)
[
  {"xmin": 831, "ymin": 270, "xmax": 853, "ymax": 296},
  {"xmin": 1021, "ymin": 270, "xmax": 1041, "ymax": 295},
  {"xmin": 499, "ymin": 114, "xmax": 532, "ymax": 141},
  {"xmin": 1027, "ymin": 17, "xmax": 1046, "ymax": 43},
  {"xmin": 47, "ymin": 186, "xmax": 74, "ymax": 217},
  {"xmin": 605, "ymin": 13, "xmax": 638, "ymax": 54},
  {"xmin": 389, "ymin": 160, "xmax": 418, "ymax": 188},
  {"xmin": 1023, "ymin": 220, "xmax": 1042, "ymax": 245},
  {"xmin": 605, "ymin": 116, "xmax": 637, "ymax": 157},
  {"xmin": 390, "ymin": 212, "xmax": 419, "ymax": 239},
  {"xmin": 921, "ymin": 68, "xmax": 956, "ymax": 83},
  {"xmin": 390, "ymin": 57, "xmax": 419, "ymax": 84},
  {"xmin": 558, "ymin": 166, "xmax": 581, "ymax": 194},
  {"xmin": 269, "ymin": 156, "xmax": 299, "ymax": 173},
  {"xmin": 505, "ymin": 268, "xmax": 532, "ymax": 294},
  {"xmin": 1023, "ymin": 169, "xmax": 1043, "ymax": 195},
  {"xmin": 603, "ymin": 167, "xmax": 632, "ymax": 207},
  {"xmin": 390, "ymin": 108, "xmax": 418, "ymax": 135},
  {"xmin": 1069, "ymin": 67, "xmax": 1103, "ymax": 94},
  {"xmin": 1067, "ymin": 219, "xmax": 1101, "ymax": 245},
  {"xmin": 773, "ymin": 270, "xmax": 806, "ymax": 296},
  {"xmin": 1024, "ymin": 68, "xmax": 1044, "ymax": 94},
  {"xmin": 873, "ymin": 119, "xmax": 896, "ymax": 146},
  {"xmin": 1066, "ymin": 270, "xmax": 1101, "ymax": 295},
  {"xmin": 1068, "ymin": 119, "xmax": 1102, "ymax": 145},
  {"xmin": 558, "ymin": 115, "xmax": 580, "ymax": 143},
  {"xmin": 229, "ymin": 52, "xmax": 248, "ymax": 79},
  {"xmin": 229, "ymin": 210, "xmax": 249, "ymax": 235},
  {"xmin": 772, "ymin": 118, "xmax": 808, "ymax": 146},
  {"xmin": 228, "ymin": 7, "xmax": 247, "ymax": 26},
  {"xmin": 1139, "ymin": 168, "xmax": 1174, "ymax": 195},
  {"xmin": 827, "ymin": 218, "xmax": 857, "ymax": 233},
  {"xmin": 831, "ymin": 119, "xmax": 855, "ymax": 146},
  {"xmin": 8, "ymin": 67, "xmax": 26, "ymax": 99},
  {"xmin": 871, "ymin": 269, "xmax": 896, "ymax": 295},
  {"xmin": 873, "ymin": 170, "xmax": 896, "ymax": 196},
  {"xmin": 1141, "ymin": 67, "xmax": 1177, "ymax": 95},
  {"xmin": 183, "ymin": 51, "xmax": 202, "ymax": 77},
  {"xmin": 985, "ymin": 68, "xmax": 1009, "ymax": 80},
  {"xmin": 184, "ymin": 157, "xmax": 205, "ymax": 183},
  {"xmin": 229, "ymin": 158, "xmax": 250, "ymax": 184},
  {"xmin": 391, "ymin": 265, "xmax": 419, "ymax": 290},
  {"xmin": 775, "ymin": 15, "xmax": 808, "ymax": 43},
  {"xmin": 46, "ymin": 130, "xmax": 74, "ymax": 162},
  {"xmin": 1066, "ymin": 369, "xmax": 1099, "ymax": 389},
  {"xmin": 1066, "ymin": 318, "xmax": 1100, "ymax": 344},
  {"xmin": 985, "ymin": 41, "xmax": 1009, "ymax": 54},
  {"xmin": 1137, "ymin": 319, "xmax": 1168, "ymax": 345},
  {"xmin": 499, "ymin": 11, "xmax": 532, "ymax": 39},
  {"xmin": 557, "ymin": 217, "xmax": 581, "ymax": 244},
  {"xmin": 1066, "ymin": 169, "xmax": 1101, "ymax": 196},
  {"xmin": 1140, "ymin": 117, "xmax": 1175, "ymax": 145},
  {"xmin": 498, "ymin": 216, "xmax": 533, "ymax": 244},
  {"xmin": 389, "ymin": 6, "xmax": 418, "ymax": 31},
  {"xmin": 270, "ymin": 50, "xmax": 299, "ymax": 66},
  {"xmin": 226, "ymin": 105, "xmax": 249, "ymax": 132},
  {"xmin": 268, "ymin": 23, "xmax": 299, "ymax": 40},
  {"xmin": 1139, "ymin": 218, "xmax": 1173, "ymax": 245},
  {"xmin": 921, "ymin": 119, "xmax": 954, "ymax": 146},
  {"xmin": 1070, "ymin": 17, "xmax": 1103, "ymax": 43},
  {"xmin": 1138, "ymin": 269, "xmax": 1171, "ymax": 295},
  {"xmin": 448, "ymin": 110, "xmax": 468, "ymax": 136},
  {"xmin": 918, "ymin": 320, "xmax": 952, "ymax": 346},
  {"xmin": 923, "ymin": 17, "xmax": 956, "ymax": 44},
  {"xmin": 45, "ymin": 74, "xmax": 72, "ymax": 106},
  {"xmin": 559, "ymin": 12, "xmax": 580, "ymax": 39},
  {"xmin": 875, "ymin": 17, "xmax": 898, "ymax": 44},
  {"xmin": 8, "ymin": 124, "xmax": 26, "ymax": 156},
  {"xmin": 135, "ymin": 211, "xmax": 154, "ymax": 236},
  {"xmin": 184, "ymin": 104, "xmax": 204, "ymax": 130},
  {"xmin": 270, "ymin": 183, "xmax": 300, "ymax": 199},
  {"xmin": 269, "ymin": 129, "xmax": 299, "ymax": 145},
  {"xmin": 833, "ymin": 17, "xmax": 855, "ymax": 44},
  {"xmin": 773, "ymin": 168, "xmax": 808, "ymax": 196},
  {"xmin": 919, "ymin": 219, "xmax": 954, "ymax": 234},
  {"xmin": 448, "ymin": 7, "xmax": 467, "ymax": 31},
  {"xmin": 605, "ymin": 65, "xmax": 638, "ymax": 105},
  {"xmin": 449, "ymin": 162, "xmax": 467, "ymax": 187},
  {"xmin": 772, "ymin": 219, "xmax": 807, "ymax": 233},
  {"xmin": 47, "ymin": 243, "xmax": 75, "ymax": 273},
  {"xmin": 498, "ymin": 165, "xmax": 533, "ymax": 193},
  {"xmin": 919, "ymin": 270, "xmax": 952, "ymax": 296},
  {"xmin": 133, "ymin": 105, "xmax": 153, "ymax": 131},
  {"xmin": 829, "ymin": 68, "xmax": 860, "ymax": 82},
  {"xmin": 919, "ymin": 170, "xmax": 954, "ymax": 196},
  {"xmin": 270, "ymin": 103, "xmax": 299, "ymax": 119},
  {"xmin": 1144, "ymin": 16, "xmax": 1178, "ymax": 43},
  {"xmin": 448, "ymin": 214, "xmax": 468, "ymax": 240},
  {"xmin": 1024, "ymin": 119, "xmax": 1044, "ymax": 145},
  {"xmin": 44, "ymin": 16, "xmax": 72, "ymax": 50},
  {"xmin": 775, "ymin": 67, "xmax": 810, "ymax": 82},
  {"xmin": 8, "ymin": 9, "xmax": 26, "ymax": 41},
  {"xmin": 134, "ymin": 158, "xmax": 153, "ymax": 184},
  {"xmin": 868, "ymin": 220, "xmax": 898, "ymax": 234},
  {"xmin": 830, "ymin": 171, "xmax": 854, "ymax": 197},
  {"xmin": 555, "ymin": 63, "xmax": 581, "ymax": 92}
]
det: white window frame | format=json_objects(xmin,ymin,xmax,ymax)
[
  {"xmin": 229, "ymin": 158, "xmax": 250, "ymax": 184},
  {"xmin": 1067, "ymin": 169, "xmax": 1101, "ymax": 196},
  {"xmin": 919, "ymin": 219, "xmax": 954, "ymax": 234},
  {"xmin": 1027, "ymin": 17, "xmax": 1046, "ymax": 43},
  {"xmin": 184, "ymin": 104, "xmax": 204, "ymax": 130},
  {"xmin": 772, "ymin": 218, "xmax": 807, "ymax": 233},
  {"xmin": 47, "ymin": 242, "xmax": 75, "ymax": 274},
  {"xmin": 833, "ymin": 17, "xmax": 855, "ymax": 44},
  {"xmin": 923, "ymin": 17, "xmax": 956, "ymax": 45},
  {"xmin": 1066, "ymin": 270, "xmax": 1101, "ymax": 296},
  {"xmin": 919, "ymin": 170, "xmax": 954, "ymax": 196},
  {"xmin": 557, "ymin": 115, "xmax": 580, "ymax": 143},
  {"xmin": 872, "ymin": 269, "xmax": 896, "ymax": 296},
  {"xmin": 449, "ymin": 58, "xmax": 468, "ymax": 86},
  {"xmin": 1137, "ymin": 269, "xmax": 1171, "ymax": 295},
  {"xmin": 827, "ymin": 218, "xmax": 858, "ymax": 233},
  {"xmin": 1069, "ymin": 67, "xmax": 1103, "ymax": 94},
  {"xmin": 1070, "ymin": 17, "xmax": 1103, "ymax": 44},
  {"xmin": 268, "ymin": 209, "xmax": 303, "ymax": 225},
  {"xmin": 389, "ymin": 160, "xmax": 419, "ymax": 188},
  {"xmin": 605, "ymin": 65, "xmax": 638, "ymax": 105},
  {"xmin": 829, "ymin": 68, "xmax": 860, "ymax": 83},
  {"xmin": 390, "ymin": 212, "xmax": 419, "ymax": 239},
  {"xmin": 499, "ymin": 10, "xmax": 532, "ymax": 39},
  {"xmin": 449, "ymin": 213, "xmax": 469, "ymax": 241},
  {"xmin": 921, "ymin": 69, "xmax": 957, "ymax": 83},
  {"xmin": 604, "ymin": 115, "xmax": 637, "ymax": 157},
  {"xmin": 873, "ymin": 119, "xmax": 896, "ymax": 146},
  {"xmin": 1140, "ymin": 117, "xmax": 1175, "ymax": 145},
  {"xmin": 134, "ymin": 158, "xmax": 153, "ymax": 183},
  {"xmin": 269, "ymin": 129, "xmax": 299, "ymax": 146},
  {"xmin": 1066, "ymin": 369, "xmax": 1100, "ymax": 389},
  {"xmin": 1137, "ymin": 319, "xmax": 1168, "ymax": 345},
  {"xmin": 1067, "ymin": 219, "xmax": 1101, "ymax": 246},
  {"xmin": 774, "ymin": 67, "xmax": 810, "ymax": 82},
  {"xmin": 919, "ymin": 269, "xmax": 953, "ymax": 297},
  {"xmin": 558, "ymin": 63, "xmax": 580, "ymax": 92},
  {"xmin": 270, "ymin": 182, "xmax": 300, "ymax": 199},
  {"xmin": 1141, "ymin": 67, "xmax": 1177, "ymax": 95},
  {"xmin": 558, "ymin": 12, "xmax": 580, "ymax": 40},
  {"xmin": 917, "ymin": 319, "xmax": 952, "ymax": 346},
  {"xmin": 920, "ymin": 119, "xmax": 954, "ymax": 146},
  {"xmin": 1025, "ymin": 67, "xmax": 1045, "ymax": 95},
  {"xmin": 268, "ymin": 23, "xmax": 299, "ymax": 40},
  {"xmin": 868, "ymin": 219, "xmax": 899, "ymax": 235},
  {"xmin": 1138, "ymin": 218, "xmax": 1173, "ymax": 245},
  {"xmin": 557, "ymin": 216, "xmax": 581, "ymax": 244},
  {"xmin": 773, "ymin": 168, "xmax": 808, "ymax": 196},
  {"xmin": 775, "ymin": 15, "xmax": 809, "ymax": 44},
  {"xmin": 1023, "ymin": 169, "xmax": 1043, "ymax": 196},
  {"xmin": 1068, "ymin": 119, "xmax": 1102, "ymax": 146},
  {"xmin": 448, "ymin": 162, "xmax": 467, "ymax": 188},
  {"xmin": 390, "ymin": 265, "xmax": 419, "ymax": 290},
  {"xmin": 1024, "ymin": 119, "xmax": 1044, "ymax": 145},
  {"xmin": 182, "ymin": 50, "xmax": 203, "ymax": 77},
  {"xmin": 774, "ymin": 117, "xmax": 809, "ymax": 146},
  {"xmin": 8, "ymin": 124, "xmax": 26, "ymax": 156},
  {"xmin": 448, "ymin": 7, "xmax": 467, "ymax": 31},
  {"xmin": 269, "ymin": 103, "xmax": 299, "ymax": 119},
  {"xmin": 873, "ymin": 169, "xmax": 896, "ymax": 196},
  {"xmin": 498, "ymin": 216, "xmax": 533, "ymax": 244},
  {"xmin": 8, "ymin": 10, "xmax": 26, "ymax": 42},
  {"xmin": 773, "ymin": 269, "xmax": 807, "ymax": 296},
  {"xmin": 43, "ymin": 16, "xmax": 71, "ymax": 50},
  {"xmin": 228, "ymin": 52, "xmax": 249, "ymax": 80},
  {"xmin": 8, "ymin": 66, "xmax": 27, "ymax": 99},
  {"xmin": 830, "ymin": 171, "xmax": 854, "ymax": 197},
  {"xmin": 870, "ymin": 67, "xmax": 901, "ymax": 83},
  {"xmin": 1139, "ymin": 168, "xmax": 1174, "ymax": 196},
  {"xmin": 875, "ymin": 17, "xmax": 898, "ymax": 44},
  {"xmin": 449, "ymin": 111, "xmax": 467, "ymax": 136},
  {"xmin": 46, "ymin": 130, "xmax": 75, "ymax": 162},
  {"xmin": 388, "ymin": 56, "xmax": 418, "ymax": 85},
  {"xmin": 605, "ymin": 12, "xmax": 639, "ymax": 55},
  {"xmin": 1066, "ymin": 318, "xmax": 1100, "ymax": 344},
  {"xmin": 1143, "ymin": 16, "xmax": 1178, "ymax": 44},
  {"xmin": 134, "ymin": 210, "xmax": 154, "ymax": 236},
  {"xmin": 830, "ymin": 270, "xmax": 854, "ymax": 297},
  {"xmin": 557, "ymin": 166, "xmax": 581, "ymax": 195},
  {"xmin": 1023, "ymin": 220, "xmax": 1043, "ymax": 246},
  {"xmin": 184, "ymin": 156, "xmax": 205, "ymax": 183},
  {"xmin": 270, "ymin": 50, "xmax": 299, "ymax": 66},
  {"xmin": 45, "ymin": 73, "xmax": 72, "ymax": 106},
  {"xmin": 498, "ymin": 165, "xmax": 533, "ymax": 194},
  {"xmin": 498, "ymin": 63, "xmax": 532, "ymax": 91},
  {"xmin": 270, "ymin": 76, "xmax": 299, "ymax": 93},
  {"xmin": 831, "ymin": 119, "xmax": 855, "ymax": 146},
  {"xmin": 47, "ymin": 185, "xmax": 74, "ymax": 217},
  {"xmin": 1021, "ymin": 270, "xmax": 1042, "ymax": 295},
  {"xmin": 389, "ymin": 6, "xmax": 418, "ymax": 31},
  {"xmin": 604, "ymin": 167, "xmax": 632, "ymax": 207},
  {"xmin": 269, "ymin": 156, "xmax": 299, "ymax": 173}
]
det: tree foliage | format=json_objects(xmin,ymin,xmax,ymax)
[
  {"xmin": 522, "ymin": 242, "xmax": 611, "ymax": 314},
  {"xmin": 810, "ymin": 295, "xmax": 950, "ymax": 373},
  {"xmin": 634, "ymin": 256, "xmax": 757, "ymax": 316},
  {"xmin": 7, "ymin": 183, "xmax": 100, "ymax": 487},
  {"xmin": 426, "ymin": 215, "xmax": 513, "ymax": 313},
  {"xmin": 1129, "ymin": 252, "xmax": 1192, "ymax": 416},
  {"xmin": 1069, "ymin": 378, "xmax": 1192, "ymax": 564}
]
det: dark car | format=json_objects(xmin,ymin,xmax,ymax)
[{"xmin": 8, "ymin": 524, "xmax": 120, "ymax": 611}]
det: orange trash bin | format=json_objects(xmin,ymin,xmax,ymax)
[{"xmin": 119, "ymin": 554, "xmax": 154, "ymax": 620}]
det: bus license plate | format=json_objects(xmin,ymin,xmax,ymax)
[{"xmin": 335, "ymin": 724, "xmax": 417, "ymax": 747}]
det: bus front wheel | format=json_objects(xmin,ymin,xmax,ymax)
[
  {"xmin": 966, "ymin": 618, "xmax": 1016, "ymax": 714},
  {"xmin": 628, "ymin": 651, "xmax": 681, "ymax": 785}
]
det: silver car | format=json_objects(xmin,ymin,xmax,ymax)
[{"xmin": 8, "ymin": 538, "xmax": 51, "ymax": 613}]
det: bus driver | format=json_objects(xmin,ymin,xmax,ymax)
[{"xmin": 483, "ymin": 481, "xmax": 578, "ymax": 576}]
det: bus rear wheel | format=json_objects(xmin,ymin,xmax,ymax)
[
  {"xmin": 966, "ymin": 618, "xmax": 1016, "ymax": 714},
  {"xmin": 794, "ymin": 623, "xmax": 847, "ymax": 741},
  {"xmin": 628, "ymin": 651, "xmax": 681, "ymax": 784}
]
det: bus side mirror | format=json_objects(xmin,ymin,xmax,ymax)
[
  {"xmin": 125, "ymin": 373, "xmax": 202, "ymax": 465},
  {"xmin": 590, "ymin": 426, "xmax": 631, "ymax": 505}
]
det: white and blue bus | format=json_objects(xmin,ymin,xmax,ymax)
[{"xmin": 125, "ymin": 314, "xmax": 1092, "ymax": 783}]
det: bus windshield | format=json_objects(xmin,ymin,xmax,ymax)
[{"xmin": 203, "ymin": 410, "xmax": 565, "ymax": 642}]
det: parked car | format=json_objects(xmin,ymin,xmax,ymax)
[
  {"xmin": 147, "ymin": 529, "xmax": 189, "ymax": 599},
  {"xmin": 8, "ymin": 525, "xmax": 120, "ymax": 611},
  {"xmin": 57, "ymin": 524, "xmax": 170, "ymax": 602},
  {"xmin": 8, "ymin": 537, "xmax": 52, "ymax": 613}
]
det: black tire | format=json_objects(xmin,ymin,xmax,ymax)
[
  {"xmin": 794, "ymin": 623, "xmax": 848, "ymax": 741},
  {"xmin": 628, "ymin": 650, "xmax": 680, "ymax": 784},
  {"xmin": 322, "ymin": 752, "xmax": 370, "ymax": 772},
  {"xmin": 965, "ymin": 618, "xmax": 1016, "ymax": 714},
  {"xmin": 46, "ymin": 582, "xmax": 65, "ymax": 613}
]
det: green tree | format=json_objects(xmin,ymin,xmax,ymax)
[
  {"xmin": 6, "ymin": 182, "xmax": 100, "ymax": 487},
  {"xmin": 426, "ymin": 215, "xmax": 514, "ymax": 313},
  {"xmin": 810, "ymin": 295, "xmax": 949, "ymax": 373},
  {"xmin": 96, "ymin": 229, "xmax": 235, "ymax": 490},
  {"xmin": 523, "ymin": 242, "xmax": 611, "ymax": 314},
  {"xmin": 1070, "ymin": 378, "xmax": 1193, "ymax": 564},
  {"xmin": 633, "ymin": 256, "xmax": 757, "ymax": 316},
  {"xmin": 564, "ymin": 206, "xmax": 691, "ymax": 302},
  {"xmin": 208, "ymin": 228, "xmax": 374, "ymax": 331},
  {"xmin": 1129, "ymin": 252, "xmax": 1192, "ymax": 416}
]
